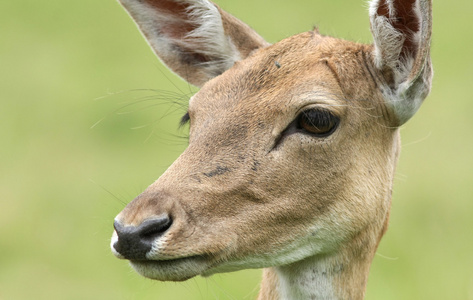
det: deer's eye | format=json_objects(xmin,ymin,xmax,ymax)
[{"xmin": 297, "ymin": 109, "xmax": 339, "ymax": 137}]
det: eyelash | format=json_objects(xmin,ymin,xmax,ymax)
[{"xmin": 179, "ymin": 112, "xmax": 190, "ymax": 128}]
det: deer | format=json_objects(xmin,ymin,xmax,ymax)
[{"xmin": 110, "ymin": 0, "xmax": 433, "ymax": 299}]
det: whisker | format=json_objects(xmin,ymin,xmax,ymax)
[
  {"xmin": 400, "ymin": 131, "xmax": 432, "ymax": 147},
  {"xmin": 89, "ymin": 178, "xmax": 128, "ymax": 207}
]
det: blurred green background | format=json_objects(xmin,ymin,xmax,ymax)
[{"xmin": 1, "ymin": 0, "xmax": 472, "ymax": 299}]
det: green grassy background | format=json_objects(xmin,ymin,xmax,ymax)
[{"xmin": 1, "ymin": 0, "xmax": 472, "ymax": 299}]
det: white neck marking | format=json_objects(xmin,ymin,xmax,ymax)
[{"xmin": 275, "ymin": 255, "xmax": 341, "ymax": 300}]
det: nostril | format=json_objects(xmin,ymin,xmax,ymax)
[
  {"xmin": 113, "ymin": 215, "xmax": 172, "ymax": 260},
  {"xmin": 139, "ymin": 216, "xmax": 173, "ymax": 240}
]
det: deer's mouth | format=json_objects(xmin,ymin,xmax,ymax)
[
  {"xmin": 110, "ymin": 216, "xmax": 235, "ymax": 281},
  {"xmin": 128, "ymin": 255, "xmax": 213, "ymax": 281}
]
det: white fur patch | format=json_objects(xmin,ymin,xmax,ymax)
[
  {"xmin": 146, "ymin": 234, "xmax": 167, "ymax": 259},
  {"xmin": 370, "ymin": 15, "xmax": 405, "ymax": 70},
  {"xmin": 110, "ymin": 229, "xmax": 125, "ymax": 259},
  {"xmin": 277, "ymin": 259, "xmax": 336, "ymax": 300}
]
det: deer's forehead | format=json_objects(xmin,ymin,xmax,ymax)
[
  {"xmin": 187, "ymin": 34, "xmax": 384, "ymax": 139},
  {"xmin": 192, "ymin": 38, "xmax": 354, "ymax": 113}
]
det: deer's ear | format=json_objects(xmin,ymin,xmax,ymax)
[
  {"xmin": 118, "ymin": 0, "xmax": 269, "ymax": 87},
  {"xmin": 369, "ymin": 0, "xmax": 433, "ymax": 125}
]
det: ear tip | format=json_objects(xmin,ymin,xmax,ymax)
[{"xmin": 368, "ymin": 0, "xmax": 381, "ymax": 15}]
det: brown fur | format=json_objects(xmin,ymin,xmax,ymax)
[{"xmin": 112, "ymin": 1, "xmax": 433, "ymax": 298}]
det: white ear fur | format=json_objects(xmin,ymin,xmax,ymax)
[
  {"xmin": 369, "ymin": 0, "xmax": 433, "ymax": 125},
  {"xmin": 119, "ymin": 0, "xmax": 267, "ymax": 87}
]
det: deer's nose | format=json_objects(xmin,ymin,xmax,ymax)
[{"xmin": 113, "ymin": 216, "xmax": 172, "ymax": 260}]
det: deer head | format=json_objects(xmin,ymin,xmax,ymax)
[{"xmin": 111, "ymin": 0, "xmax": 432, "ymax": 298}]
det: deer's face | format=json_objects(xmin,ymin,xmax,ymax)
[{"xmin": 111, "ymin": 33, "xmax": 400, "ymax": 281}]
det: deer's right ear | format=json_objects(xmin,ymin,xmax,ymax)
[
  {"xmin": 369, "ymin": 0, "xmax": 433, "ymax": 125},
  {"xmin": 118, "ymin": 0, "xmax": 269, "ymax": 87}
]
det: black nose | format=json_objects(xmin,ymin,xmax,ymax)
[{"xmin": 113, "ymin": 216, "xmax": 172, "ymax": 260}]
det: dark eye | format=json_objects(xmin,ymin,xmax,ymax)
[{"xmin": 297, "ymin": 109, "xmax": 339, "ymax": 136}]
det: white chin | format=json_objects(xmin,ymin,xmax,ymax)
[{"xmin": 129, "ymin": 257, "xmax": 211, "ymax": 281}]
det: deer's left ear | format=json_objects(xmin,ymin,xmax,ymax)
[{"xmin": 370, "ymin": 0, "xmax": 433, "ymax": 125}]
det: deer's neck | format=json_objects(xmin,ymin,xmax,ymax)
[{"xmin": 257, "ymin": 242, "xmax": 377, "ymax": 300}]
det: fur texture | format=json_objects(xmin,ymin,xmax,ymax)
[{"xmin": 112, "ymin": 0, "xmax": 433, "ymax": 299}]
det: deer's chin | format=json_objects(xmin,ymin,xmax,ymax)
[{"xmin": 129, "ymin": 256, "xmax": 211, "ymax": 281}]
